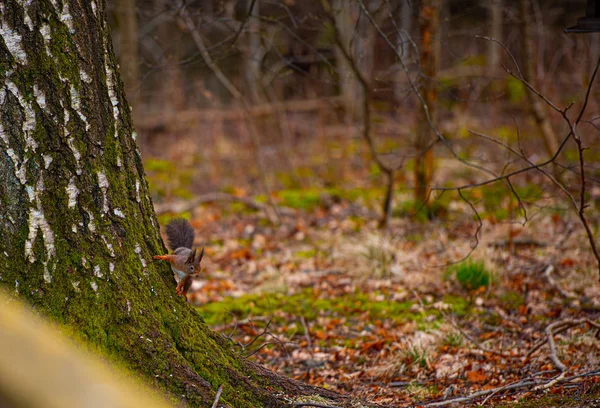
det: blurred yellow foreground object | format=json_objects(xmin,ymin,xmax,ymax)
[{"xmin": 0, "ymin": 293, "xmax": 171, "ymax": 408}]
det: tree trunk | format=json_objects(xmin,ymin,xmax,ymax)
[
  {"xmin": 333, "ymin": 0, "xmax": 374, "ymax": 123},
  {"xmin": 0, "ymin": 1, "xmax": 348, "ymax": 407},
  {"xmin": 519, "ymin": 0, "xmax": 559, "ymax": 158},
  {"xmin": 488, "ymin": 0, "xmax": 502, "ymax": 72},
  {"xmin": 393, "ymin": 0, "xmax": 413, "ymax": 105},
  {"xmin": 246, "ymin": 0, "xmax": 264, "ymax": 104},
  {"xmin": 414, "ymin": 0, "xmax": 440, "ymax": 209}
]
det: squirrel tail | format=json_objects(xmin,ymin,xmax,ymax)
[{"xmin": 165, "ymin": 218, "xmax": 195, "ymax": 250}]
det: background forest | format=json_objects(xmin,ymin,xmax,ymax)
[{"xmin": 103, "ymin": 0, "xmax": 600, "ymax": 406}]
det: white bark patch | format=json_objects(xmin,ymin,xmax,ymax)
[
  {"xmin": 81, "ymin": 257, "xmax": 89, "ymax": 268},
  {"xmin": 116, "ymin": 155, "xmax": 122, "ymax": 167},
  {"xmin": 42, "ymin": 154, "xmax": 53, "ymax": 169},
  {"xmin": 0, "ymin": 120, "xmax": 28, "ymax": 184},
  {"xmin": 2, "ymin": 144, "xmax": 28, "ymax": 184},
  {"xmin": 5, "ymin": 81, "xmax": 38, "ymax": 152},
  {"xmin": 24, "ymin": 176, "xmax": 56, "ymax": 269},
  {"xmin": 90, "ymin": 281, "xmax": 98, "ymax": 292},
  {"xmin": 135, "ymin": 180, "xmax": 141, "ymax": 202},
  {"xmin": 25, "ymin": 185, "xmax": 34, "ymax": 201},
  {"xmin": 43, "ymin": 266, "xmax": 52, "ymax": 283},
  {"xmin": 25, "ymin": 208, "xmax": 55, "ymax": 263},
  {"xmin": 91, "ymin": 1, "xmax": 97, "ymax": 15},
  {"xmin": 101, "ymin": 235, "xmax": 115, "ymax": 257},
  {"xmin": 72, "ymin": 281, "xmax": 80, "ymax": 292},
  {"xmin": 0, "ymin": 20, "xmax": 28, "ymax": 64},
  {"xmin": 97, "ymin": 171, "xmax": 109, "ymax": 213},
  {"xmin": 113, "ymin": 208, "xmax": 125, "ymax": 218},
  {"xmin": 40, "ymin": 24, "xmax": 51, "ymax": 41},
  {"xmin": 71, "ymin": 224, "xmax": 77, "ymax": 233},
  {"xmin": 66, "ymin": 177, "xmax": 79, "ymax": 208},
  {"xmin": 24, "ymin": 13, "xmax": 34, "ymax": 31},
  {"xmin": 84, "ymin": 209, "xmax": 96, "ymax": 232},
  {"xmin": 70, "ymin": 86, "xmax": 90, "ymax": 131},
  {"xmin": 94, "ymin": 265, "xmax": 103, "ymax": 278},
  {"xmin": 15, "ymin": 280, "xmax": 19, "ymax": 293},
  {"xmin": 58, "ymin": 2, "xmax": 75, "ymax": 33},
  {"xmin": 132, "ymin": 131, "xmax": 137, "ymax": 141},
  {"xmin": 33, "ymin": 85, "xmax": 47, "ymax": 110},
  {"xmin": 109, "ymin": 263, "xmax": 115, "ymax": 273},
  {"xmin": 134, "ymin": 243, "xmax": 147, "ymax": 268},
  {"xmin": 67, "ymin": 137, "xmax": 82, "ymax": 175},
  {"xmin": 80, "ymin": 69, "xmax": 91, "ymax": 84},
  {"xmin": 104, "ymin": 53, "xmax": 120, "ymax": 137}
]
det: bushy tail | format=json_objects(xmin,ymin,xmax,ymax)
[{"xmin": 165, "ymin": 218, "xmax": 195, "ymax": 250}]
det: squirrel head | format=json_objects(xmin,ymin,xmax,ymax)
[{"xmin": 185, "ymin": 247, "xmax": 204, "ymax": 275}]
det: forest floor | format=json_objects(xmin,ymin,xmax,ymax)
[{"xmin": 157, "ymin": 186, "xmax": 600, "ymax": 407}]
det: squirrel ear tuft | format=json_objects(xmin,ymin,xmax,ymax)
[{"xmin": 196, "ymin": 247, "xmax": 205, "ymax": 264}]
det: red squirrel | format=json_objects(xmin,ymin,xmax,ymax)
[{"xmin": 153, "ymin": 219, "xmax": 204, "ymax": 301}]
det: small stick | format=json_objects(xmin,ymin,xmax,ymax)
[
  {"xmin": 211, "ymin": 385, "xmax": 224, "ymax": 408},
  {"xmin": 300, "ymin": 316, "xmax": 312, "ymax": 349},
  {"xmin": 533, "ymin": 371, "xmax": 566, "ymax": 391},
  {"xmin": 546, "ymin": 323, "xmax": 567, "ymax": 371}
]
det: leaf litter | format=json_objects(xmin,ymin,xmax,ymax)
[{"xmin": 158, "ymin": 191, "xmax": 600, "ymax": 407}]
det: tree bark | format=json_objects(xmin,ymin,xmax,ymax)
[
  {"xmin": 333, "ymin": 0, "xmax": 374, "ymax": 123},
  {"xmin": 488, "ymin": 0, "xmax": 502, "ymax": 72},
  {"xmin": 414, "ymin": 0, "xmax": 440, "ymax": 209},
  {"xmin": 245, "ymin": 0, "xmax": 264, "ymax": 104},
  {"xmin": 393, "ymin": 0, "xmax": 413, "ymax": 105},
  {"xmin": 0, "ymin": 1, "xmax": 349, "ymax": 407},
  {"xmin": 519, "ymin": 0, "xmax": 559, "ymax": 158}
]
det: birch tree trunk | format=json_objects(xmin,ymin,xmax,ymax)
[{"xmin": 0, "ymin": 1, "xmax": 345, "ymax": 406}]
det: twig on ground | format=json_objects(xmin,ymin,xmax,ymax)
[
  {"xmin": 222, "ymin": 317, "xmax": 296, "ymax": 358},
  {"xmin": 446, "ymin": 317, "xmax": 513, "ymax": 358},
  {"xmin": 294, "ymin": 403, "xmax": 340, "ymax": 408},
  {"xmin": 525, "ymin": 318, "xmax": 600, "ymax": 371},
  {"xmin": 543, "ymin": 264, "xmax": 576, "ymax": 299},
  {"xmin": 211, "ymin": 385, "xmax": 224, "ymax": 408},
  {"xmin": 300, "ymin": 316, "xmax": 312, "ymax": 350},
  {"xmin": 532, "ymin": 370, "xmax": 566, "ymax": 391},
  {"xmin": 423, "ymin": 368, "xmax": 600, "ymax": 407}
]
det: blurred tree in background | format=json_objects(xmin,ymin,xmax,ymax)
[{"xmin": 105, "ymin": 0, "xmax": 598, "ymax": 208}]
